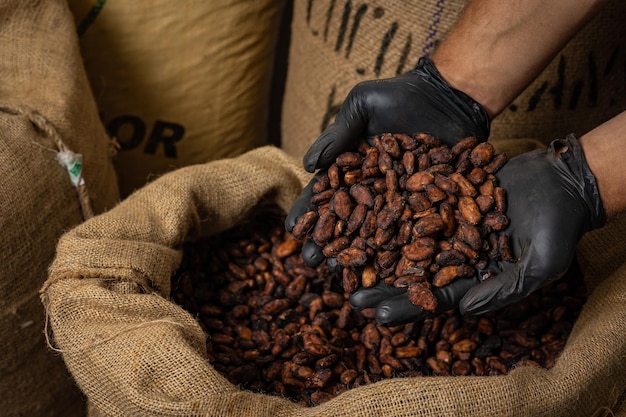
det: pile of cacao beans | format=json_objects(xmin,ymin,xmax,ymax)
[
  {"xmin": 291, "ymin": 133, "xmax": 512, "ymax": 311},
  {"xmin": 171, "ymin": 206, "xmax": 586, "ymax": 407}
]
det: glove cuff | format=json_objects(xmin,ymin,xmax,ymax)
[
  {"xmin": 411, "ymin": 57, "xmax": 491, "ymax": 142},
  {"xmin": 554, "ymin": 134, "xmax": 606, "ymax": 230}
]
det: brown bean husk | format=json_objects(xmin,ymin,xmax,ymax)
[{"xmin": 42, "ymin": 145, "xmax": 626, "ymax": 416}]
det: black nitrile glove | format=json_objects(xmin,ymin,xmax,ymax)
[
  {"xmin": 285, "ymin": 57, "xmax": 490, "ymax": 267},
  {"xmin": 349, "ymin": 278, "xmax": 479, "ymax": 327},
  {"xmin": 350, "ymin": 134, "xmax": 606, "ymax": 325},
  {"xmin": 302, "ymin": 57, "xmax": 491, "ymax": 172},
  {"xmin": 461, "ymin": 134, "xmax": 605, "ymax": 314}
]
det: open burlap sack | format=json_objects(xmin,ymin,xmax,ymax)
[
  {"xmin": 281, "ymin": 0, "xmax": 626, "ymax": 161},
  {"xmin": 42, "ymin": 143, "xmax": 626, "ymax": 416},
  {"xmin": 0, "ymin": 0, "xmax": 119, "ymax": 416}
]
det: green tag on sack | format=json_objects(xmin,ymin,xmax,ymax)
[{"xmin": 56, "ymin": 150, "xmax": 85, "ymax": 187}]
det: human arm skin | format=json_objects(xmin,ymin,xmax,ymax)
[
  {"xmin": 580, "ymin": 111, "xmax": 626, "ymax": 218},
  {"xmin": 434, "ymin": 0, "xmax": 626, "ymax": 219},
  {"xmin": 432, "ymin": 0, "xmax": 608, "ymax": 119}
]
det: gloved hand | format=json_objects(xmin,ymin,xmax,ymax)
[
  {"xmin": 350, "ymin": 134, "xmax": 606, "ymax": 326},
  {"xmin": 301, "ymin": 56, "xmax": 491, "ymax": 172},
  {"xmin": 285, "ymin": 57, "xmax": 491, "ymax": 267}
]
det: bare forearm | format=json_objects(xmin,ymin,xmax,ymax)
[
  {"xmin": 432, "ymin": 0, "xmax": 607, "ymax": 119},
  {"xmin": 579, "ymin": 111, "xmax": 626, "ymax": 218}
]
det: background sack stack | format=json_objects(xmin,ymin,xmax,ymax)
[
  {"xmin": 280, "ymin": 0, "xmax": 626, "ymax": 160},
  {"xmin": 0, "ymin": 0, "xmax": 119, "ymax": 416},
  {"xmin": 42, "ymin": 144, "xmax": 626, "ymax": 416},
  {"xmin": 68, "ymin": 0, "xmax": 287, "ymax": 197}
]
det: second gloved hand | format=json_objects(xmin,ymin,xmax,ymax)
[{"xmin": 350, "ymin": 135, "xmax": 606, "ymax": 325}]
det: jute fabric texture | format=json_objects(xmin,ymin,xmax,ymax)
[{"xmin": 42, "ymin": 145, "xmax": 626, "ymax": 416}]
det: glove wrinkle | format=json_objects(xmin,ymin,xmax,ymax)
[
  {"xmin": 555, "ymin": 135, "xmax": 606, "ymax": 229},
  {"xmin": 375, "ymin": 294, "xmax": 425, "ymax": 327},
  {"xmin": 349, "ymin": 283, "xmax": 404, "ymax": 310},
  {"xmin": 325, "ymin": 257, "xmax": 342, "ymax": 273},
  {"xmin": 301, "ymin": 239, "xmax": 325, "ymax": 267},
  {"xmin": 304, "ymin": 103, "xmax": 368, "ymax": 171},
  {"xmin": 303, "ymin": 133, "xmax": 338, "ymax": 172},
  {"xmin": 411, "ymin": 57, "xmax": 491, "ymax": 141},
  {"xmin": 460, "ymin": 265, "xmax": 527, "ymax": 315}
]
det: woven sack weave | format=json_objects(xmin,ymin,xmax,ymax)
[
  {"xmin": 42, "ymin": 144, "xmax": 626, "ymax": 417},
  {"xmin": 68, "ymin": 0, "xmax": 287, "ymax": 197},
  {"xmin": 280, "ymin": 0, "xmax": 626, "ymax": 161},
  {"xmin": 0, "ymin": 0, "xmax": 119, "ymax": 416}
]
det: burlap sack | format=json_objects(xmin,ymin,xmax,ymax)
[
  {"xmin": 0, "ymin": 0, "xmax": 119, "ymax": 416},
  {"xmin": 42, "ymin": 144, "xmax": 626, "ymax": 416},
  {"xmin": 68, "ymin": 0, "xmax": 287, "ymax": 197},
  {"xmin": 280, "ymin": 0, "xmax": 626, "ymax": 160}
]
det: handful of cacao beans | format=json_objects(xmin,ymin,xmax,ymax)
[
  {"xmin": 292, "ymin": 133, "xmax": 513, "ymax": 311},
  {"xmin": 171, "ymin": 207, "xmax": 585, "ymax": 407}
]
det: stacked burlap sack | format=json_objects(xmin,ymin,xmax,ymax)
[
  {"xmin": 41, "ymin": 142, "xmax": 626, "ymax": 416},
  {"xmin": 67, "ymin": 0, "xmax": 287, "ymax": 197},
  {"xmin": 0, "ymin": 0, "xmax": 119, "ymax": 416}
]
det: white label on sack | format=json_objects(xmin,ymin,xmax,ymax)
[{"xmin": 56, "ymin": 150, "xmax": 85, "ymax": 187}]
